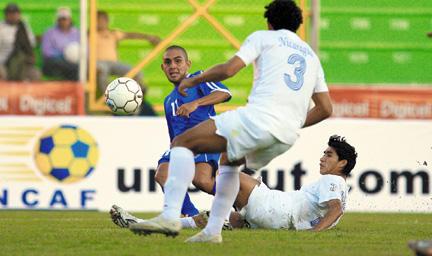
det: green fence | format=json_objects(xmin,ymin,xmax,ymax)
[
  {"xmin": 320, "ymin": 0, "xmax": 432, "ymax": 84},
  {"xmin": 98, "ymin": 0, "xmax": 269, "ymax": 106},
  {"xmin": 3, "ymin": 0, "xmax": 432, "ymax": 108}
]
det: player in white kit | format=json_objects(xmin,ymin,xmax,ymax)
[
  {"xmin": 130, "ymin": 0, "xmax": 333, "ymax": 242},
  {"xmin": 229, "ymin": 135, "xmax": 357, "ymax": 231},
  {"xmin": 113, "ymin": 135, "xmax": 356, "ymax": 232}
]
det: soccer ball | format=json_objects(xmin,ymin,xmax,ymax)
[
  {"xmin": 33, "ymin": 125, "xmax": 99, "ymax": 183},
  {"xmin": 63, "ymin": 42, "xmax": 80, "ymax": 64},
  {"xmin": 105, "ymin": 77, "xmax": 143, "ymax": 115}
]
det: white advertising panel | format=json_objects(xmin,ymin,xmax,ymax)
[{"xmin": 0, "ymin": 117, "xmax": 430, "ymax": 212}]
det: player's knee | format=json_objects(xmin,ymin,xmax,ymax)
[
  {"xmin": 220, "ymin": 153, "xmax": 244, "ymax": 166},
  {"xmin": 192, "ymin": 176, "xmax": 214, "ymax": 194},
  {"xmin": 154, "ymin": 170, "xmax": 167, "ymax": 186},
  {"xmin": 171, "ymin": 135, "xmax": 199, "ymax": 153},
  {"xmin": 171, "ymin": 135, "xmax": 188, "ymax": 148},
  {"xmin": 219, "ymin": 153, "xmax": 230, "ymax": 165}
]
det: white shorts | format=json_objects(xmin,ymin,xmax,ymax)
[
  {"xmin": 211, "ymin": 107, "xmax": 292, "ymax": 170},
  {"xmin": 240, "ymin": 182, "xmax": 299, "ymax": 229}
]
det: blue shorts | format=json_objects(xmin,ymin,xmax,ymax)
[{"xmin": 158, "ymin": 150, "xmax": 220, "ymax": 172}]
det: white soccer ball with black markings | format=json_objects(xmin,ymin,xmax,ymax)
[{"xmin": 105, "ymin": 77, "xmax": 143, "ymax": 115}]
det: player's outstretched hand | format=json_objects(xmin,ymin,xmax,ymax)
[
  {"xmin": 148, "ymin": 35, "xmax": 161, "ymax": 45},
  {"xmin": 176, "ymin": 102, "xmax": 199, "ymax": 118},
  {"xmin": 178, "ymin": 77, "xmax": 198, "ymax": 96}
]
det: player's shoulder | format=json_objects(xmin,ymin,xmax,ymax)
[
  {"xmin": 245, "ymin": 30, "xmax": 271, "ymax": 40},
  {"xmin": 319, "ymin": 174, "xmax": 346, "ymax": 185},
  {"xmin": 187, "ymin": 70, "xmax": 204, "ymax": 78},
  {"xmin": 249, "ymin": 29, "xmax": 295, "ymax": 38},
  {"xmin": 163, "ymin": 87, "xmax": 177, "ymax": 102}
]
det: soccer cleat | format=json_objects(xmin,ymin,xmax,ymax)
[
  {"xmin": 185, "ymin": 230, "xmax": 222, "ymax": 243},
  {"xmin": 199, "ymin": 211, "xmax": 233, "ymax": 231},
  {"xmin": 408, "ymin": 240, "xmax": 432, "ymax": 256},
  {"xmin": 223, "ymin": 219, "xmax": 233, "ymax": 231},
  {"xmin": 129, "ymin": 214, "xmax": 181, "ymax": 238},
  {"xmin": 110, "ymin": 204, "xmax": 140, "ymax": 228}
]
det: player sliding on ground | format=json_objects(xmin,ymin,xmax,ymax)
[
  {"xmin": 129, "ymin": 0, "xmax": 333, "ymax": 243},
  {"xmin": 111, "ymin": 45, "xmax": 232, "ymax": 223},
  {"xmin": 111, "ymin": 135, "xmax": 357, "ymax": 231}
]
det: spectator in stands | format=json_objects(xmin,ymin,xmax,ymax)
[
  {"xmin": 0, "ymin": 3, "xmax": 41, "ymax": 81},
  {"xmin": 96, "ymin": 10, "xmax": 160, "ymax": 116},
  {"xmin": 41, "ymin": 6, "xmax": 79, "ymax": 81}
]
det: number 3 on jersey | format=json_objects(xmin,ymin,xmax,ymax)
[{"xmin": 284, "ymin": 54, "xmax": 306, "ymax": 91}]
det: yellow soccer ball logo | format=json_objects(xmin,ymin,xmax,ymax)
[{"xmin": 34, "ymin": 125, "xmax": 99, "ymax": 183}]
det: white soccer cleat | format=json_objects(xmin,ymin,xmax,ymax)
[
  {"xmin": 185, "ymin": 231, "xmax": 222, "ymax": 243},
  {"xmin": 110, "ymin": 204, "xmax": 140, "ymax": 228},
  {"xmin": 129, "ymin": 214, "xmax": 181, "ymax": 237}
]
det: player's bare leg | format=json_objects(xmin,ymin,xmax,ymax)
[
  {"xmin": 155, "ymin": 163, "xmax": 215, "ymax": 194},
  {"xmin": 192, "ymin": 163, "xmax": 215, "ymax": 194},
  {"xmin": 234, "ymin": 172, "xmax": 260, "ymax": 210},
  {"xmin": 130, "ymin": 119, "xmax": 229, "ymax": 239},
  {"xmin": 154, "ymin": 163, "xmax": 169, "ymax": 187}
]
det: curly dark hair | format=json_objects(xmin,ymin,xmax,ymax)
[
  {"xmin": 264, "ymin": 0, "xmax": 303, "ymax": 32},
  {"xmin": 328, "ymin": 135, "xmax": 358, "ymax": 176}
]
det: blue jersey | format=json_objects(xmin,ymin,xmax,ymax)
[{"xmin": 163, "ymin": 71, "xmax": 231, "ymax": 141}]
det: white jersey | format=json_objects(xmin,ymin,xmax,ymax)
[
  {"xmin": 241, "ymin": 174, "xmax": 347, "ymax": 230},
  {"xmin": 294, "ymin": 174, "xmax": 348, "ymax": 230},
  {"xmin": 235, "ymin": 30, "xmax": 328, "ymax": 145}
]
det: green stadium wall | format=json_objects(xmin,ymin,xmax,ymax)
[{"xmin": 3, "ymin": 0, "xmax": 432, "ymax": 107}]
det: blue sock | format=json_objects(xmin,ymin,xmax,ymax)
[
  {"xmin": 211, "ymin": 182, "xmax": 216, "ymax": 195},
  {"xmin": 161, "ymin": 186, "xmax": 198, "ymax": 216},
  {"xmin": 181, "ymin": 192, "xmax": 199, "ymax": 216}
]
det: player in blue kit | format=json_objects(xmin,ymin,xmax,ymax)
[
  {"xmin": 156, "ymin": 45, "xmax": 231, "ymax": 216},
  {"xmin": 110, "ymin": 45, "xmax": 231, "ymax": 225}
]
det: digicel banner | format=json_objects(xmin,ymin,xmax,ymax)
[
  {"xmin": 0, "ymin": 81, "xmax": 84, "ymax": 115},
  {"xmin": 330, "ymin": 86, "xmax": 432, "ymax": 119}
]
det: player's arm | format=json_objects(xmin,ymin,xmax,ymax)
[
  {"xmin": 311, "ymin": 199, "xmax": 343, "ymax": 232},
  {"xmin": 178, "ymin": 56, "xmax": 245, "ymax": 96},
  {"xmin": 303, "ymin": 92, "xmax": 333, "ymax": 128},
  {"xmin": 123, "ymin": 32, "xmax": 161, "ymax": 45},
  {"xmin": 176, "ymin": 91, "xmax": 231, "ymax": 118}
]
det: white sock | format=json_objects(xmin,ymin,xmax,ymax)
[
  {"xmin": 162, "ymin": 147, "xmax": 195, "ymax": 220},
  {"xmin": 180, "ymin": 217, "xmax": 197, "ymax": 229},
  {"xmin": 203, "ymin": 165, "xmax": 239, "ymax": 236}
]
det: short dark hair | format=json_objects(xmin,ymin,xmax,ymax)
[
  {"xmin": 165, "ymin": 45, "xmax": 189, "ymax": 61},
  {"xmin": 4, "ymin": 3, "xmax": 20, "ymax": 13},
  {"xmin": 264, "ymin": 0, "xmax": 303, "ymax": 32},
  {"xmin": 328, "ymin": 135, "xmax": 357, "ymax": 176}
]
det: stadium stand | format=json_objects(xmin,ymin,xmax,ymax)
[
  {"xmin": 4, "ymin": 0, "xmax": 432, "ymax": 108},
  {"xmin": 320, "ymin": 0, "xmax": 432, "ymax": 84}
]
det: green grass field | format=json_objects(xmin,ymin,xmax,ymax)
[{"xmin": 0, "ymin": 211, "xmax": 431, "ymax": 255}]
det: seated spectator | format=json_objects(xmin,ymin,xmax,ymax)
[
  {"xmin": 97, "ymin": 10, "xmax": 160, "ymax": 115},
  {"xmin": 41, "ymin": 7, "xmax": 79, "ymax": 81},
  {"xmin": 0, "ymin": 3, "xmax": 40, "ymax": 81}
]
